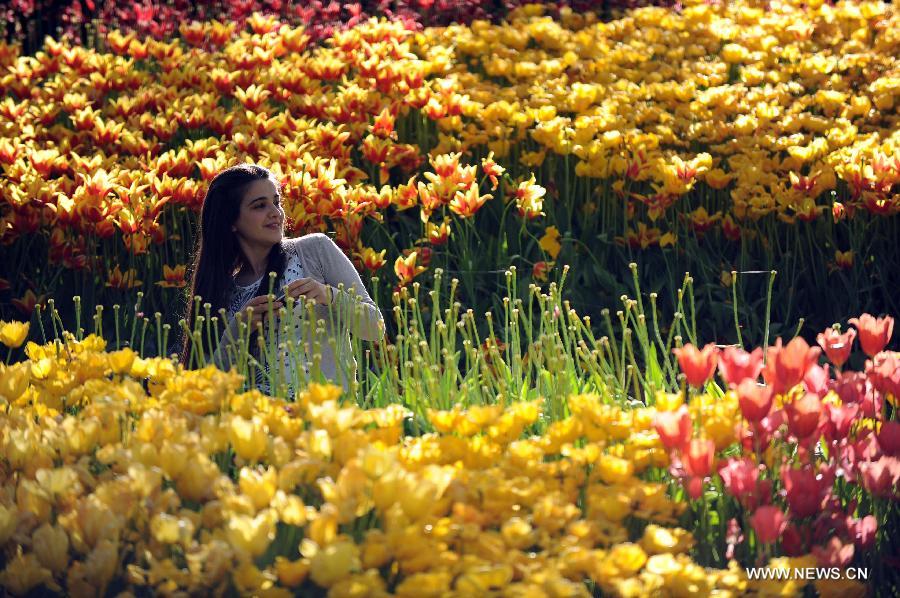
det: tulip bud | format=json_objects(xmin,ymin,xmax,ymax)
[
  {"xmin": 750, "ymin": 505, "xmax": 786, "ymax": 544},
  {"xmin": 673, "ymin": 343, "xmax": 719, "ymax": 387},
  {"xmin": 718, "ymin": 346, "xmax": 764, "ymax": 386},
  {"xmin": 849, "ymin": 314, "xmax": 893, "ymax": 357},
  {"xmin": 816, "ymin": 327, "xmax": 855, "ymax": 369},
  {"xmin": 737, "ymin": 380, "xmax": 774, "ymax": 423},
  {"xmin": 785, "ymin": 392, "xmax": 822, "ymax": 439},
  {"xmin": 684, "ymin": 439, "xmax": 716, "ymax": 478},
  {"xmin": 653, "ymin": 405, "xmax": 692, "ymax": 452}
]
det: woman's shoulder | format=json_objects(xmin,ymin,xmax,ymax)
[{"xmin": 283, "ymin": 233, "xmax": 332, "ymax": 253}]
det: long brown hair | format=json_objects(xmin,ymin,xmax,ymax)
[{"xmin": 179, "ymin": 164, "xmax": 286, "ymax": 366}]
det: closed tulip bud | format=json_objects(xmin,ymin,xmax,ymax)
[
  {"xmin": 684, "ymin": 438, "xmax": 716, "ymax": 478},
  {"xmin": 31, "ymin": 523, "xmax": 69, "ymax": 573},
  {"xmin": 824, "ymin": 403, "xmax": 858, "ymax": 442},
  {"xmin": 782, "ymin": 465, "xmax": 834, "ymax": 518},
  {"xmin": 832, "ymin": 201, "xmax": 845, "ymax": 222},
  {"xmin": 780, "ymin": 523, "xmax": 806, "ymax": 556},
  {"xmin": 803, "ymin": 363, "xmax": 830, "ymax": 397},
  {"xmin": 718, "ymin": 346, "xmax": 764, "ymax": 386},
  {"xmin": 685, "ymin": 476, "xmax": 704, "ymax": 500},
  {"xmin": 877, "ymin": 420, "xmax": 900, "ymax": 456},
  {"xmin": 750, "ymin": 505, "xmax": 786, "ymax": 544},
  {"xmin": 309, "ymin": 540, "xmax": 361, "ymax": 588},
  {"xmin": 229, "ymin": 415, "xmax": 268, "ymax": 462},
  {"xmin": 785, "ymin": 392, "xmax": 822, "ymax": 439},
  {"xmin": 737, "ymin": 380, "xmax": 774, "ymax": 423},
  {"xmin": 849, "ymin": 314, "xmax": 893, "ymax": 357},
  {"xmin": 653, "ymin": 405, "xmax": 692, "ymax": 451}
]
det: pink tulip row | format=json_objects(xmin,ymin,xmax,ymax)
[
  {"xmin": 6, "ymin": 0, "xmax": 676, "ymax": 51},
  {"xmin": 657, "ymin": 314, "xmax": 897, "ymax": 567}
]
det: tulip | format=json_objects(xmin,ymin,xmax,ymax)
[
  {"xmin": 816, "ymin": 327, "xmax": 856, "ymax": 368},
  {"xmin": 673, "ymin": 343, "xmax": 719, "ymax": 387},
  {"xmin": 780, "ymin": 523, "xmax": 806, "ymax": 556},
  {"xmin": 718, "ymin": 457, "xmax": 770, "ymax": 510},
  {"xmin": 763, "ymin": 337, "xmax": 821, "ymax": 394},
  {"xmin": 823, "ymin": 403, "xmax": 859, "ymax": 442},
  {"xmin": 0, "ymin": 320, "xmax": 30, "ymax": 348},
  {"xmin": 750, "ymin": 505, "xmax": 786, "ymax": 544},
  {"xmin": 877, "ymin": 420, "xmax": 900, "ymax": 456},
  {"xmin": 717, "ymin": 346, "xmax": 764, "ymax": 386},
  {"xmin": 858, "ymin": 456, "xmax": 900, "ymax": 498},
  {"xmin": 685, "ymin": 476, "xmax": 704, "ymax": 500},
  {"xmin": 866, "ymin": 351, "xmax": 900, "ymax": 399},
  {"xmin": 802, "ymin": 363, "xmax": 830, "ymax": 397},
  {"xmin": 785, "ymin": 392, "xmax": 822, "ymax": 440},
  {"xmin": 736, "ymin": 379, "xmax": 774, "ymax": 423},
  {"xmin": 782, "ymin": 465, "xmax": 833, "ymax": 518},
  {"xmin": 653, "ymin": 405, "xmax": 692, "ymax": 451},
  {"xmin": 846, "ymin": 515, "xmax": 877, "ymax": 550},
  {"xmin": 683, "ymin": 439, "xmax": 716, "ymax": 478},
  {"xmin": 849, "ymin": 314, "xmax": 894, "ymax": 357},
  {"xmin": 831, "ymin": 371, "xmax": 882, "ymax": 417}
]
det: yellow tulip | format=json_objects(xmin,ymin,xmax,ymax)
[
  {"xmin": 0, "ymin": 320, "xmax": 29, "ymax": 348},
  {"xmin": 309, "ymin": 540, "xmax": 361, "ymax": 588}
]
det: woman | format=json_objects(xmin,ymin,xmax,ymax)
[{"xmin": 179, "ymin": 163, "xmax": 385, "ymax": 396}]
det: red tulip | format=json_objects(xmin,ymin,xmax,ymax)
[
  {"xmin": 741, "ymin": 409, "xmax": 785, "ymax": 452},
  {"xmin": 654, "ymin": 405, "xmax": 692, "ymax": 451},
  {"xmin": 718, "ymin": 346, "xmax": 764, "ymax": 386},
  {"xmin": 824, "ymin": 403, "xmax": 859, "ymax": 442},
  {"xmin": 802, "ymin": 363, "xmax": 829, "ymax": 397},
  {"xmin": 866, "ymin": 351, "xmax": 900, "ymax": 399},
  {"xmin": 782, "ymin": 465, "xmax": 834, "ymax": 518},
  {"xmin": 831, "ymin": 371, "xmax": 882, "ymax": 418},
  {"xmin": 816, "ymin": 327, "xmax": 856, "ymax": 368},
  {"xmin": 685, "ymin": 475, "xmax": 704, "ymax": 500},
  {"xmin": 673, "ymin": 343, "xmax": 719, "ymax": 387},
  {"xmin": 780, "ymin": 523, "xmax": 806, "ymax": 556},
  {"xmin": 858, "ymin": 456, "xmax": 900, "ymax": 498},
  {"xmin": 849, "ymin": 314, "xmax": 893, "ymax": 357},
  {"xmin": 684, "ymin": 438, "xmax": 716, "ymax": 478},
  {"xmin": 877, "ymin": 420, "xmax": 900, "ymax": 456},
  {"xmin": 718, "ymin": 457, "xmax": 770, "ymax": 510},
  {"xmin": 750, "ymin": 505, "xmax": 787, "ymax": 544},
  {"xmin": 763, "ymin": 337, "xmax": 821, "ymax": 394},
  {"xmin": 737, "ymin": 379, "xmax": 774, "ymax": 423},
  {"xmin": 785, "ymin": 392, "xmax": 822, "ymax": 440}
]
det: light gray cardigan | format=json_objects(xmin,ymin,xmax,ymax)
[{"xmin": 212, "ymin": 233, "xmax": 385, "ymax": 394}]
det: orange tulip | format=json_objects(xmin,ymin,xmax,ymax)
[
  {"xmin": 816, "ymin": 327, "xmax": 856, "ymax": 369},
  {"xmin": 359, "ymin": 247, "xmax": 387, "ymax": 272},
  {"xmin": 673, "ymin": 343, "xmax": 719, "ymax": 387},
  {"xmin": 849, "ymin": 314, "xmax": 894, "ymax": 357},
  {"xmin": 156, "ymin": 265, "xmax": 187, "ymax": 288},
  {"xmin": 449, "ymin": 184, "xmax": 490, "ymax": 219},
  {"xmin": 394, "ymin": 252, "xmax": 426, "ymax": 287}
]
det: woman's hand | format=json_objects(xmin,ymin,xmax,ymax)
[
  {"xmin": 235, "ymin": 294, "xmax": 283, "ymax": 329},
  {"xmin": 282, "ymin": 277, "xmax": 333, "ymax": 306}
]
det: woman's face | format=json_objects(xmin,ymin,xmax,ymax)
[{"xmin": 232, "ymin": 178, "xmax": 284, "ymax": 246}]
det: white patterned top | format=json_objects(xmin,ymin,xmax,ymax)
[
  {"xmin": 225, "ymin": 247, "xmax": 308, "ymax": 396},
  {"xmin": 212, "ymin": 234, "xmax": 385, "ymax": 398}
]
